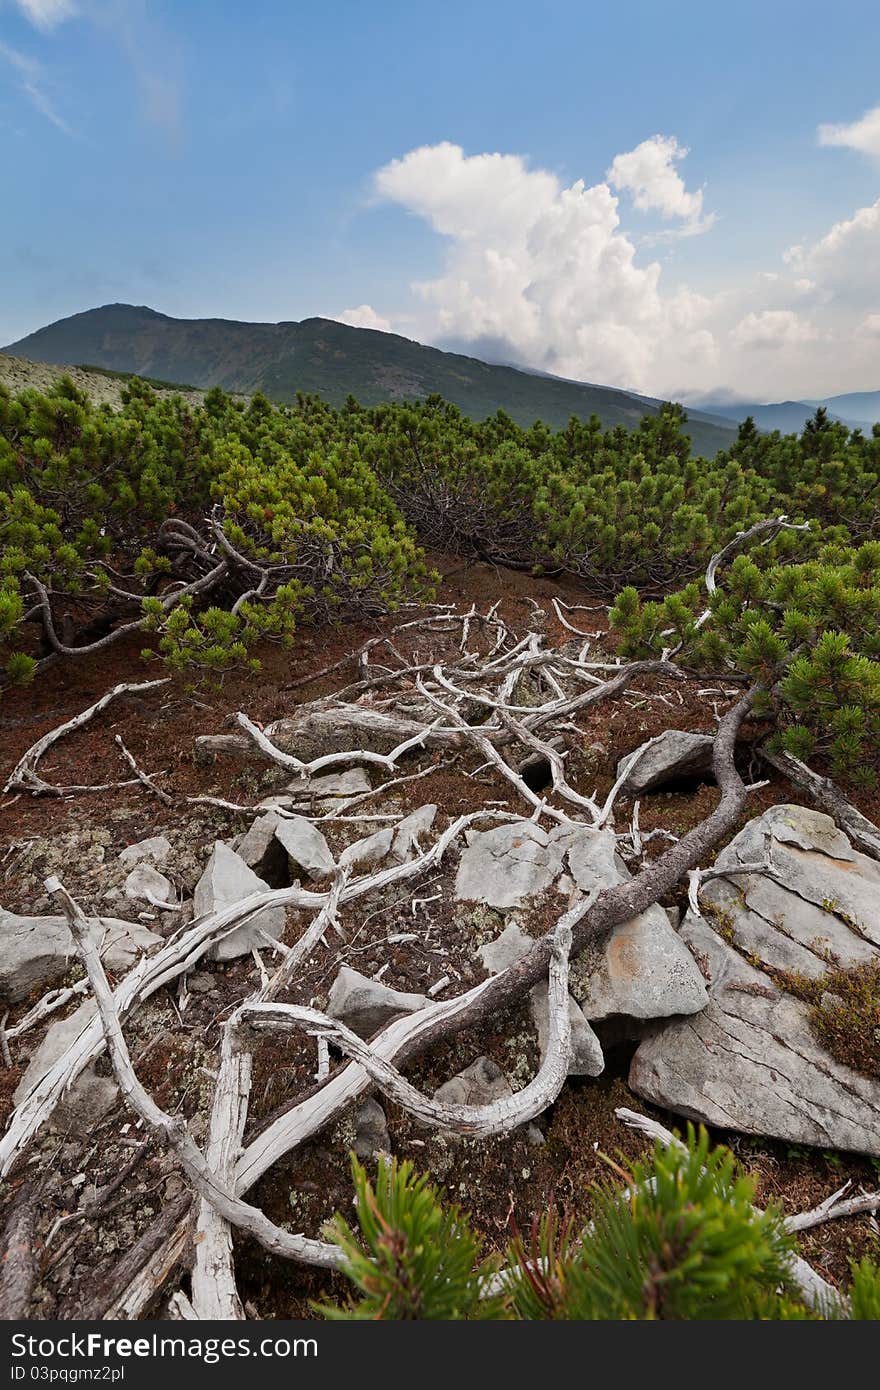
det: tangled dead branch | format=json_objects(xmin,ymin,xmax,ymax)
[{"xmin": 5, "ymin": 595, "xmax": 877, "ymax": 1321}]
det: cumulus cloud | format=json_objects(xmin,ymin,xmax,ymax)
[
  {"xmin": 606, "ymin": 134, "xmax": 714, "ymax": 235},
  {"xmin": 364, "ymin": 137, "xmax": 880, "ymax": 398},
  {"xmin": 14, "ymin": 0, "xmax": 77, "ymax": 29},
  {"xmin": 730, "ymin": 309, "xmax": 818, "ymax": 351},
  {"xmin": 373, "ymin": 141, "xmax": 717, "ymax": 393},
  {"xmin": 784, "ymin": 198, "xmax": 880, "ymax": 305},
  {"xmin": 818, "ymin": 105, "xmax": 880, "ymax": 157},
  {"xmin": 336, "ymin": 304, "xmax": 392, "ymax": 332}
]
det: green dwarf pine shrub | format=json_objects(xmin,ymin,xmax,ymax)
[
  {"xmin": 610, "ymin": 541, "xmax": 880, "ymax": 787},
  {"xmin": 3, "ymin": 373, "xmax": 878, "ymax": 689},
  {"xmin": 320, "ymin": 1133, "xmax": 880, "ymax": 1321}
]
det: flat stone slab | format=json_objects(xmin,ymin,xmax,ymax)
[
  {"xmin": 281, "ymin": 769, "xmax": 372, "ymax": 812},
  {"xmin": 629, "ymin": 805, "xmax": 880, "ymax": 1155},
  {"xmin": 0, "ymin": 911, "xmax": 161, "ymax": 1004},
  {"xmin": 629, "ymin": 914, "xmax": 880, "ymax": 1155},
  {"xmin": 455, "ymin": 822, "xmax": 565, "ymax": 909}
]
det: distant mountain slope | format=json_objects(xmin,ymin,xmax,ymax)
[
  {"xmin": 691, "ymin": 392, "xmax": 880, "ymax": 435},
  {"xmin": 3, "ymin": 304, "xmax": 737, "ymax": 456},
  {"xmin": 807, "ymin": 390, "xmax": 880, "ymax": 427}
]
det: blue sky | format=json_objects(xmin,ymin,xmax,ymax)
[{"xmin": 2, "ymin": 0, "xmax": 879, "ymax": 400}]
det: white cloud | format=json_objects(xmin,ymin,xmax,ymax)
[
  {"xmin": 606, "ymin": 134, "xmax": 714, "ymax": 235},
  {"xmin": 373, "ymin": 141, "xmax": 717, "ymax": 393},
  {"xmin": 730, "ymin": 309, "xmax": 818, "ymax": 351},
  {"xmin": 336, "ymin": 304, "xmax": 392, "ymax": 332},
  {"xmin": 0, "ymin": 39, "xmax": 75, "ymax": 134},
  {"xmin": 818, "ymin": 105, "xmax": 880, "ymax": 157},
  {"xmin": 14, "ymin": 0, "xmax": 77, "ymax": 30},
  {"xmin": 784, "ymin": 198, "xmax": 880, "ymax": 304},
  {"xmin": 365, "ymin": 138, "xmax": 880, "ymax": 399}
]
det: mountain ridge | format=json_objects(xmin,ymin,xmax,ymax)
[{"xmin": 3, "ymin": 303, "xmax": 738, "ymax": 456}]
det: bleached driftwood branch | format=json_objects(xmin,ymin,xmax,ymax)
[
  {"xmin": 46, "ymin": 877, "xmax": 341, "ymax": 1272},
  {"xmin": 4, "ymin": 679, "xmax": 170, "ymax": 796}
]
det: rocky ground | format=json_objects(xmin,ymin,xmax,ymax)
[{"xmin": 0, "ymin": 556, "xmax": 878, "ymax": 1319}]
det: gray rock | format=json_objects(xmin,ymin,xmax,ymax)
[
  {"xmin": 235, "ymin": 812, "xmax": 293, "ymax": 886},
  {"xmin": 470, "ymin": 826, "xmax": 706, "ymax": 1024},
  {"xmin": 616, "ymin": 729, "xmax": 715, "ymax": 795},
  {"xmin": 14, "ymin": 1002, "xmax": 118, "ymax": 1133},
  {"xmin": 531, "ymin": 981, "xmax": 604, "ymax": 1077},
  {"xmin": 118, "ymin": 835, "xmax": 172, "ymax": 867},
  {"xmin": 282, "ymin": 768, "xmax": 372, "ymax": 812},
  {"xmin": 340, "ymin": 805, "xmax": 438, "ymax": 872},
  {"xmin": 391, "ymin": 804, "xmax": 438, "ymax": 861},
  {"xmin": 434, "ymin": 1056, "xmax": 512, "ymax": 1108},
  {"xmin": 194, "ymin": 841, "xmax": 286, "ymax": 961},
  {"xmin": 478, "ymin": 922, "xmax": 604, "ymax": 1077},
  {"xmin": 455, "ymin": 822, "xmax": 564, "ymax": 908},
  {"xmin": 628, "ymin": 805, "xmax": 880, "ymax": 1154},
  {"xmin": 0, "ymin": 911, "xmax": 161, "ymax": 1004},
  {"xmin": 327, "ymin": 966, "xmax": 426, "ymax": 1038},
  {"xmin": 570, "ymin": 905, "xmax": 709, "ymax": 1021},
  {"xmin": 558, "ymin": 827, "xmax": 708, "ymax": 1021},
  {"xmin": 629, "ymin": 913, "xmax": 880, "ymax": 1156},
  {"xmin": 273, "ymin": 816, "xmax": 335, "ymax": 880},
  {"xmin": 353, "ymin": 1097, "xmax": 390, "ymax": 1157},
  {"xmin": 478, "ymin": 921, "xmax": 534, "ymax": 975},
  {"xmin": 123, "ymin": 863, "xmax": 175, "ymax": 905},
  {"xmin": 709, "ymin": 803, "xmax": 880, "ymax": 961},
  {"xmin": 339, "ymin": 826, "xmax": 395, "ymax": 871}
]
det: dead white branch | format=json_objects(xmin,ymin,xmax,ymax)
[
  {"xmin": 4, "ymin": 679, "xmax": 170, "ymax": 796},
  {"xmin": 0, "ymin": 813, "xmax": 511, "ymax": 1175},
  {"xmin": 242, "ymin": 918, "xmax": 575, "ymax": 1139},
  {"xmin": 46, "ymin": 877, "xmax": 341, "ymax": 1272},
  {"xmin": 113, "ymin": 735, "xmax": 174, "ymax": 806}
]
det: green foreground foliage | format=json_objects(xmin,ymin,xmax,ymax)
[
  {"xmin": 320, "ymin": 1137, "xmax": 880, "ymax": 1320},
  {"xmin": 2, "ymin": 374, "xmax": 879, "ymax": 780}
]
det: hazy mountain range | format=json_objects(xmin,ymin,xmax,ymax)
[{"xmin": 684, "ymin": 392, "xmax": 880, "ymax": 435}]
